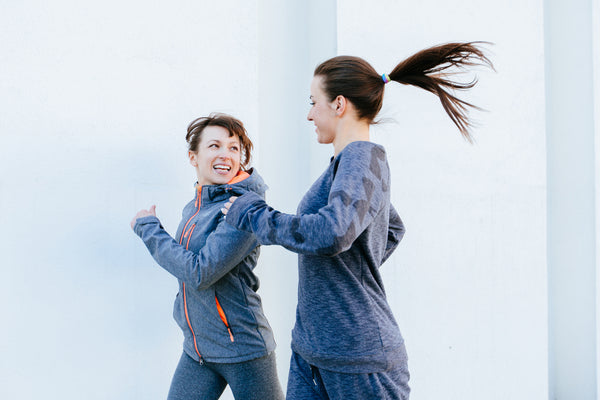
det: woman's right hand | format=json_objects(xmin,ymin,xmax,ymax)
[
  {"xmin": 130, "ymin": 205, "xmax": 157, "ymax": 230},
  {"xmin": 221, "ymin": 196, "xmax": 238, "ymax": 217}
]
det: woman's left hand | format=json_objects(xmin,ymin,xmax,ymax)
[
  {"xmin": 130, "ymin": 205, "xmax": 157, "ymax": 230},
  {"xmin": 221, "ymin": 196, "xmax": 238, "ymax": 216}
]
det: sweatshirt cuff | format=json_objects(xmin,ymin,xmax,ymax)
[
  {"xmin": 225, "ymin": 191, "xmax": 264, "ymax": 231},
  {"xmin": 133, "ymin": 215, "xmax": 161, "ymax": 236}
]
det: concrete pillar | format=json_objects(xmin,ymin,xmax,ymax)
[
  {"xmin": 255, "ymin": 0, "xmax": 337, "ymax": 389},
  {"xmin": 545, "ymin": 0, "xmax": 598, "ymax": 397}
]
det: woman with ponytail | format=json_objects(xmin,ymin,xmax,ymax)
[{"xmin": 223, "ymin": 42, "xmax": 493, "ymax": 399}]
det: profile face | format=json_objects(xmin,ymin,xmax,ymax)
[
  {"xmin": 189, "ymin": 125, "xmax": 242, "ymax": 186},
  {"xmin": 307, "ymin": 76, "xmax": 338, "ymax": 144}
]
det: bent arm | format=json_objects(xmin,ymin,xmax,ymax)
[
  {"xmin": 134, "ymin": 215, "xmax": 257, "ymax": 289},
  {"xmin": 382, "ymin": 204, "xmax": 405, "ymax": 264}
]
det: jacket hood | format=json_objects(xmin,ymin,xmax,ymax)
[
  {"xmin": 228, "ymin": 168, "xmax": 267, "ymax": 197},
  {"xmin": 200, "ymin": 168, "xmax": 268, "ymax": 203}
]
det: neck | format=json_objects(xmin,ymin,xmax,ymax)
[{"xmin": 332, "ymin": 119, "xmax": 370, "ymax": 156}]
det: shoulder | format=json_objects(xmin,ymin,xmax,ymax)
[
  {"xmin": 335, "ymin": 141, "xmax": 388, "ymax": 179},
  {"xmin": 230, "ymin": 168, "xmax": 268, "ymax": 199},
  {"xmin": 339, "ymin": 141, "xmax": 386, "ymax": 158}
]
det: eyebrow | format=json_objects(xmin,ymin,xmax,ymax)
[{"xmin": 207, "ymin": 139, "xmax": 239, "ymax": 146}]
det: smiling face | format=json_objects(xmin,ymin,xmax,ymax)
[
  {"xmin": 307, "ymin": 75, "xmax": 338, "ymax": 144},
  {"xmin": 189, "ymin": 125, "xmax": 241, "ymax": 186}
]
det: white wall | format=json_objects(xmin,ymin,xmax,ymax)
[
  {"xmin": 1, "ymin": 1, "xmax": 597, "ymax": 400},
  {"xmin": 254, "ymin": 1, "xmax": 337, "ymax": 395},
  {"xmin": 546, "ymin": 0, "xmax": 598, "ymax": 397},
  {"xmin": 338, "ymin": 0, "xmax": 548, "ymax": 399},
  {"xmin": 595, "ymin": 0, "xmax": 600, "ymax": 396},
  {"xmin": 0, "ymin": 1, "xmax": 262, "ymax": 399},
  {"xmin": 0, "ymin": 1, "xmax": 335, "ymax": 399}
]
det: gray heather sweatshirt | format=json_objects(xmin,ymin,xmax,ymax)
[{"xmin": 225, "ymin": 141, "xmax": 406, "ymax": 373}]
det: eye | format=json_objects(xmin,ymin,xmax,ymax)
[
  {"xmin": 309, "ymin": 101, "xmax": 315, "ymax": 106},
  {"xmin": 209, "ymin": 143, "xmax": 218, "ymax": 148},
  {"xmin": 230, "ymin": 146, "xmax": 239, "ymax": 152}
]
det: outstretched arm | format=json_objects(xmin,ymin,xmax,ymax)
[{"xmin": 222, "ymin": 146, "xmax": 388, "ymax": 256}]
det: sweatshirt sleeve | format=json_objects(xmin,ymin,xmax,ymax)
[
  {"xmin": 225, "ymin": 145, "xmax": 387, "ymax": 256},
  {"xmin": 382, "ymin": 204, "xmax": 405, "ymax": 264},
  {"xmin": 133, "ymin": 215, "xmax": 257, "ymax": 290}
]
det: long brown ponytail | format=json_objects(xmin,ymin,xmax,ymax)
[
  {"xmin": 314, "ymin": 42, "xmax": 493, "ymax": 142},
  {"xmin": 389, "ymin": 42, "xmax": 493, "ymax": 141}
]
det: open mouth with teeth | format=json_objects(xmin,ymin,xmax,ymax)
[{"xmin": 213, "ymin": 164, "xmax": 232, "ymax": 173}]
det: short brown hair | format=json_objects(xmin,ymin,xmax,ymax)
[{"xmin": 186, "ymin": 113, "xmax": 254, "ymax": 169}]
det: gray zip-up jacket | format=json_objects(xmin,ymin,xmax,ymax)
[
  {"xmin": 225, "ymin": 141, "xmax": 406, "ymax": 373},
  {"xmin": 134, "ymin": 169, "xmax": 276, "ymax": 364}
]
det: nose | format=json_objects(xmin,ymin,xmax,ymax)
[
  {"xmin": 307, "ymin": 109, "xmax": 313, "ymax": 121},
  {"xmin": 217, "ymin": 149, "xmax": 230, "ymax": 159}
]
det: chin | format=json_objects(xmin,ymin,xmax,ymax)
[
  {"xmin": 214, "ymin": 176, "xmax": 232, "ymax": 185},
  {"xmin": 204, "ymin": 174, "xmax": 229, "ymax": 186}
]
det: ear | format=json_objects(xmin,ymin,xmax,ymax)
[
  {"xmin": 188, "ymin": 150, "xmax": 198, "ymax": 167},
  {"xmin": 333, "ymin": 95, "xmax": 347, "ymax": 116}
]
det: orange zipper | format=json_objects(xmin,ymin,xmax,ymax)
[
  {"xmin": 184, "ymin": 224, "xmax": 196, "ymax": 249},
  {"xmin": 179, "ymin": 187, "xmax": 202, "ymax": 362},
  {"xmin": 180, "ymin": 189, "xmax": 201, "ymax": 245},
  {"xmin": 182, "ymin": 282, "xmax": 202, "ymax": 360},
  {"xmin": 215, "ymin": 295, "xmax": 235, "ymax": 342}
]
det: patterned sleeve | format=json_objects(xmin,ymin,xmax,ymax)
[{"xmin": 225, "ymin": 145, "xmax": 389, "ymax": 255}]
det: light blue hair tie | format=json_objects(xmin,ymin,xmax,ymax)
[{"xmin": 382, "ymin": 73, "xmax": 391, "ymax": 84}]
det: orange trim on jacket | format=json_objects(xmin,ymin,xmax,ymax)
[
  {"xmin": 215, "ymin": 295, "xmax": 235, "ymax": 342},
  {"xmin": 185, "ymin": 224, "xmax": 196, "ymax": 249},
  {"xmin": 179, "ymin": 190, "xmax": 202, "ymax": 361},
  {"xmin": 182, "ymin": 282, "xmax": 202, "ymax": 359},
  {"xmin": 228, "ymin": 171, "xmax": 250, "ymax": 185},
  {"xmin": 181, "ymin": 186, "xmax": 202, "ymax": 243},
  {"xmin": 132, "ymin": 168, "xmax": 275, "ymax": 364}
]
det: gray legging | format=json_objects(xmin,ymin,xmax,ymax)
[{"xmin": 167, "ymin": 351, "xmax": 284, "ymax": 400}]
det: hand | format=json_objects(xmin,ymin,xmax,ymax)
[
  {"xmin": 131, "ymin": 205, "xmax": 157, "ymax": 230},
  {"xmin": 221, "ymin": 196, "xmax": 238, "ymax": 216}
]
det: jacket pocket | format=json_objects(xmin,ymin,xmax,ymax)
[{"xmin": 215, "ymin": 294, "xmax": 235, "ymax": 342}]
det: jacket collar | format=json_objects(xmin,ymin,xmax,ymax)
[{"xmin": 194, "ymin": 170, "xmax": 254, "ymax": 204}]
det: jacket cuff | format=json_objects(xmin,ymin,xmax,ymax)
[
  {"xmin": 133, "ymin": 215, "xmax": 161, "ymax": 236},
  {"xmin": 225, "ymin": 191, "xmax": 263, "ymax": 231}
]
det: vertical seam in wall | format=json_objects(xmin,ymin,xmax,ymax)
[
  {"xmin": 543, "ymin": 1, "xmax": 554, "ymax": 396},
  {"xmin": 254, "ymin": 3, "xmax": 261, "ymax": 170},
  {"xmin": 307, "ymin": 0, "xmax": 338, "ymax": 180},
  {"xmin": 594, "ymin": 0, "xmax": 600, "ymax": 394},
  {"xmin": 334, "ymin": 0, "xmax": 339, "ymax": 54}
]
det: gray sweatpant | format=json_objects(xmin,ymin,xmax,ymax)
[
  {"xmin": 286, "ymin": 351, "xmax": 410, "ymax": 400},
  {"xmin": 167, "ymin": 351, "xmax": 284, "ymax": 400}
]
